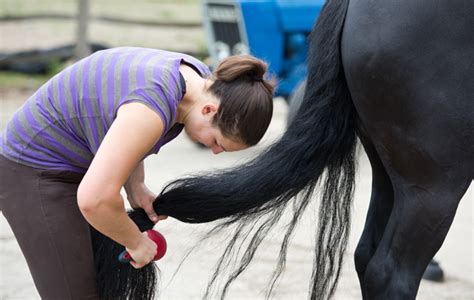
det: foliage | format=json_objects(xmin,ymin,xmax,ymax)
[{"xmin": 0, "ymin": 59, "xmax": 66, "ymax": 89}]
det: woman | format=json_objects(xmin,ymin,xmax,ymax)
[{"xmin": 0, "ymin": 47, "xmax": 274, "ymax": 299}]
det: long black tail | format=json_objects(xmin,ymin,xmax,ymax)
[
  {"xmin": 155, "ymin": 0, "xmax": 355, "ymax": 298},
  {"xmin": 91, "ymin": 210, "xmax": 159, "ymax": 300},
  {"xmin": 92, "ymin": 0, "xmax": 354, "ymax": 298}
]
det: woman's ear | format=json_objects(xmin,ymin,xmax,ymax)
[{"xmin": 201, "ymin": 103, "xmax": 219, "ymax": 116}]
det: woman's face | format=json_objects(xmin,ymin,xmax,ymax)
[{"xmin": 185, "ymin": 103, "xmax": 249, "ymax": 154}]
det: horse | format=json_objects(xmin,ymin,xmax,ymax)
[{"xmin": 94, "ymin": 0, "xmax": 473, "ymax": 298}]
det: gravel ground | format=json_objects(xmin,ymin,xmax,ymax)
[{"xmin": 0, "ymin": 87, "xmax": 472, "ymax": 300}]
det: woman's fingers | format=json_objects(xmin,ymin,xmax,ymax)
[
  {"xmin": 126, "ymin": 232, "xmax": 157, "ymax": 268},
  {"xmin": 156, "ymin": 215, "xmax": 168, "ymax": 221},
  {"xmin": 130, "ymin": 261, "xmax": 147, "ymax": 269},
  {"xmin": 144, "ymin": 206, "xmax": 159, "ymax": 223}
]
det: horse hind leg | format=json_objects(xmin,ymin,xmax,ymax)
[
  {"xmin": 362, "ymin": 165, "xmax": 471, "ymax": 299},
  {"xmin": 354, "ymin": 129, "xmax": 394, "ymax": 299}
]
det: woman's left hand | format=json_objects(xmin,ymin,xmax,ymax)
[{"xmin": 126, "ymin": 183, "xmax": 168, "ymax": 223}]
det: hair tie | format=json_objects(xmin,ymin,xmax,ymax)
[{"xmin": 253, "ymin": 75, "xmax": 263, "ymax": 82}]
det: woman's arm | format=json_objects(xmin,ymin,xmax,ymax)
[
  {"xmin": 77, "ymin": 102, "xmax": 164, "ymax": 268},
  {"xmin": 124, "ymin": 161, "xmax": 166, "ymax": 223},
  {"xmin": 125, "ymin": 161, "xmax": 145, "ymax": 193}
]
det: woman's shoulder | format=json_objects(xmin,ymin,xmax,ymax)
[
  {"xmin": 155, "ymin": 50, "xmax": 211, "ymax": 78},
  {"xmin": 179, "ymin": 55, "xmax": 211, "ymax": 78}
]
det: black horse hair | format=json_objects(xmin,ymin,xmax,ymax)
[
  {"xmin": 91, "ymin": 209, "xmax": 158, "ymax": 299},
  {"xmin": 91, "ymin": 0, "xmax": 355, "ymax": 298}
]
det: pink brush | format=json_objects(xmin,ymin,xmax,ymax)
[{"xmin": 118, "ymin": 229, "xmax": 167, "ymax": 263}]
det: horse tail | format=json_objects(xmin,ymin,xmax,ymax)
[{"xmin": 152, "ymin": 0, "xmax": 354, "ymax": 298}]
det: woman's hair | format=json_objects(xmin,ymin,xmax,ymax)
[{"xmin": 209, "ymin": 55, "xmax": 274, "ymax": 146}]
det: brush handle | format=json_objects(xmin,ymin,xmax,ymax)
[{"xmin": 118, "ymin": 250, "xmax": 133, "ymax": 263}]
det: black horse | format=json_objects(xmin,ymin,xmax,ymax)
[
  {"xmin": 94, "ymin": 0, "xmax": 473, "ymax": 299},
  {"xmin": 338, "ymin": 0, "xmax": 473, "ymax": 297}
]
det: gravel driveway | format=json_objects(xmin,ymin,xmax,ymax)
[{"xmin": 0, "ymin": 86, "xmax": 472, "ymax": 299}]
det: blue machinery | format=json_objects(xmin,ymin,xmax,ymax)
[{"xmin": 202, "ymin": 0, "xmax": 325, "ymax": 98}]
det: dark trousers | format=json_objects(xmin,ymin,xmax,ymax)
[{"xmin": 0, "ymin": 155, "xmax": 100, "ymax": 299}]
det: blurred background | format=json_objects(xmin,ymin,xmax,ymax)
[
  {"xmin": 0, "ymin": 0, "xmax": 205, "ymax": 93},
  {"xmin": 0, "ymin": 1, "xmax": 472, "ymax": 299},
  {"xmin": 0, "ymin": 0, "xmax": 324, "ymax": 103}
]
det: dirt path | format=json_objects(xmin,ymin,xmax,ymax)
[{"xmin": 0, "ymin": 87, "xmax": 472, "ymax": 299}]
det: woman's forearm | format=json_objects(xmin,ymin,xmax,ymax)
[
  {"xmin": 124, "ymin": 161, "xmax": 145, "ymax": 195},
  {"xmin": 121, "ymin": 160, "xmax": 160, "ymax": 222},
  {"xmin": 79, "ymin": 193, "xmax": 143, "ymax": 250}
]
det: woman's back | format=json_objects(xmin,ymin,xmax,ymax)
[{"xmin": 0, "ymin": 47, "xmax": 210, "ymax": 172}]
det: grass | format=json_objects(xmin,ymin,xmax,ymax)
[
  {"xmin": 0, "ymin": 60, "xmax": 66, "ymax": 89},
  {"xmin": 0, "ymin": 71, "xmax": 49, "ymax": 89}
]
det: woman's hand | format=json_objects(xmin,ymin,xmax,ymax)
[
  {"xmin": 126, "ymin": 232, "xmax": 157, "ymax": 268},
  {"xmin": 126, "ymin": 183, "xmax": 168, "ymax": 223}
]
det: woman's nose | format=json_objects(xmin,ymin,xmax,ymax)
[{"xmin": 212, "ymin": 146, "xmax": 224, "ymax": 154}]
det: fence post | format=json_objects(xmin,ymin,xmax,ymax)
[{"xmin": 75, "ymin": 0, "xmax": 91, "ymax": 59}]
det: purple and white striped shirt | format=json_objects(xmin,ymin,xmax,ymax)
[{"xmin": 0, "ymin": 47, "xmax": 211, "ymax": 173}]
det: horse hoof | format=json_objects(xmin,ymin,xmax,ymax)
[{"xmin": 423, "ymin": 259, "xmax": 444, "ymax": 282}]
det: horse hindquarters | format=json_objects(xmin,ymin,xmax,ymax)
[{"xmin": 342, "ymin": 0, "xmax": 474, "ymax": 298}]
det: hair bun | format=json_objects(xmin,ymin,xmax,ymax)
[{"xmin": 214, "ymin": 55, "xmax": 268, "ymax": 83}]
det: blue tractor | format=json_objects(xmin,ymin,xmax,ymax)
[{"xmin": 201, "ymin": 0, "xmax": 325, "ymax": 99}]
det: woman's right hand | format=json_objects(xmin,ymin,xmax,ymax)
[{"xmin": 126, "ymin": 232, "xmax": 157, "ymax": 269}]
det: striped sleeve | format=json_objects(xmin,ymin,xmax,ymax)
[{"xmin": 115, "ymin": 85, "xmax": 176, "ymax": 133}]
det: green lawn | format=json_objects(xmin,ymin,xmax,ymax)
[
  {"xmin": 0, "ymin": 59, "xmax": 65, "ymax": 88},
  {"xmin": 0, "ymin": 71, "xmax": 49, "ymax": 88}
]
